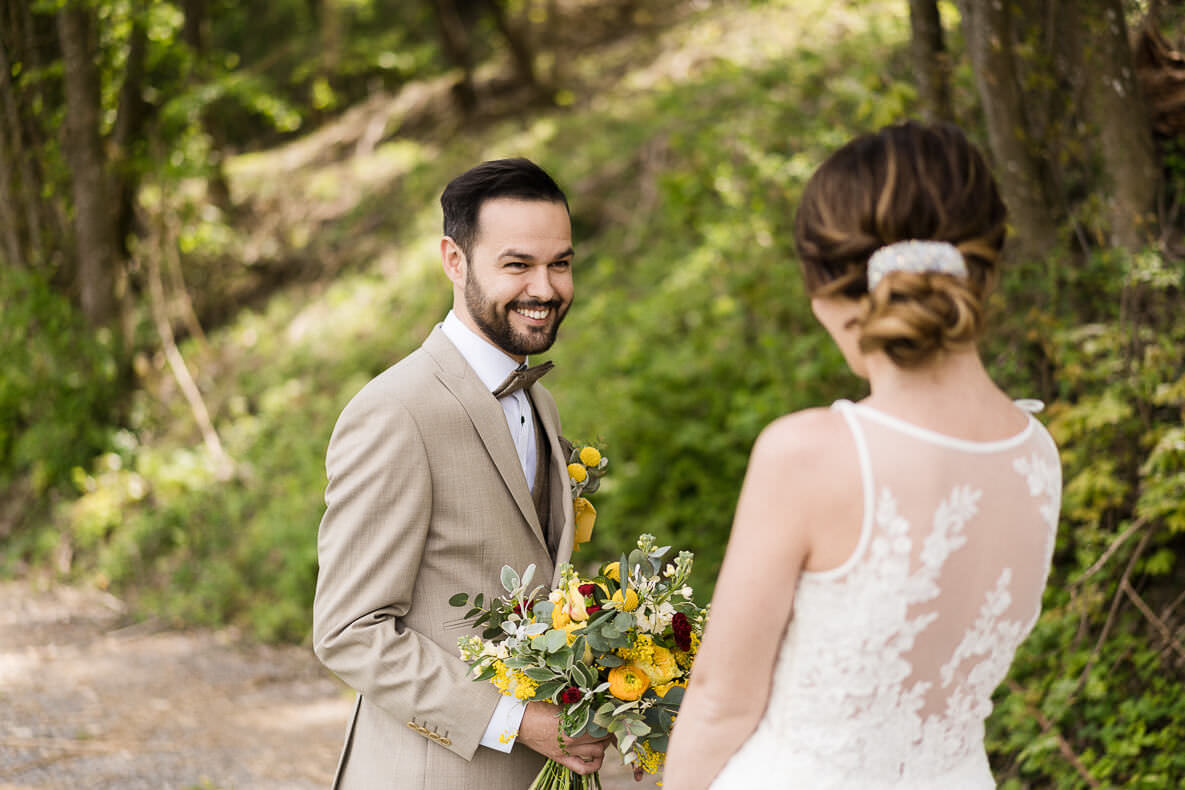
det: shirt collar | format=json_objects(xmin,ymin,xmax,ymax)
[{"xmin": 440, "ymin": 310, "xmax": 525, "ymax": 394}]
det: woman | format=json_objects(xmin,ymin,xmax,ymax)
[{"xmin": 662, "ymin": 122, "xmax": 1061, "ymax": 789}]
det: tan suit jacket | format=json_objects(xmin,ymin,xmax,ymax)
[{"xmin": 313, "ymin": 326, "xmax": 576, "ymax": 789}]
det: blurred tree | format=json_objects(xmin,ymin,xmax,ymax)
[
  {"xmin": 955, "ymin": 0, "xmax": 1162, "ymax": 259},
  {"xmin": 955, "ymin": 0, "xmax": 1060, "ymax": 262},
  {"xmin": 907, "ymin": 0, "xmax": 953, "ymax": 123},
  {"xmin": 58, "ymin": 2, "xmax": 122, "ymax": 330}
]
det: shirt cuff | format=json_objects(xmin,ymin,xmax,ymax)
[{"xmin": 479, "ymin": 696, "xmax": 527, "ymax": 753}]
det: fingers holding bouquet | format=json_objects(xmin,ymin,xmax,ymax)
[{"xmin": 520, "ymin": 701, "xmax": 608, "ymax": 775}]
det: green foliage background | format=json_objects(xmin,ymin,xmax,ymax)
[{"xmin": 3, "ymin": 1, "xmax": 1184, "ymax": 787}]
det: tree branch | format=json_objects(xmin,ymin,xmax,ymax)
[{"xmin": 1006, "ymin": 679, "xmax": 1101, "ymax": 788}]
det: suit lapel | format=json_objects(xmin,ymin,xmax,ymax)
[{"xmin": 423, "ymin": 328, "xmax": 548, "ymax": 553}]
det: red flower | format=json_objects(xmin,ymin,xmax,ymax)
[
  {"xmin": 578, "ymin": 583, "xmax": 597, "ymax": 596},
  {"xmin": 672, "ymin": 612, "xmax": 692, "ymax": 652},
  {"xmin": 559, "ymin": 686, "xmax": 582, "ymax": 705},
  {"xmin": 585, "ymin": 605, "xmax": 601, "ymax": 615}
]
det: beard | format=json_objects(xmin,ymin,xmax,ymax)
[{"xmin": 465, "ymin": 275, "xmax": 570, "ymax": 356}]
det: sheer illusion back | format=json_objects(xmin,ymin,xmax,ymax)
[{"xmin": 711, "ymin": 400, "xmax": 1061, "ymax": 790}]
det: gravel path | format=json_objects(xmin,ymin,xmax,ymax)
[{"xmin": 0, "ymin": 581, "xmax": 656, "ymax": 789}]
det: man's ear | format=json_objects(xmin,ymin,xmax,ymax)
[{"xmin": 441, "ymin": 236, "xmax": 466, "ymax": 286}]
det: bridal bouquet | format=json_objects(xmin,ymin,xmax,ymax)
[{"xmin": 451, "ymin": 534, "xmax": 705, "ymax": 789}]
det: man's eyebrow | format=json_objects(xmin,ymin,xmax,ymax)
[{"xmin": 498, "ymin": 247, "xmax": 575, "ymax": 261}]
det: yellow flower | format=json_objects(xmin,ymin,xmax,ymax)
[
  {"xmin": 635, "ymin": 741, "xmax": 665, "ymax": 774},
  {"xmin": 566, "ymin": 580, "xmax": 589, "ymax": 622},
  {"xmin": 567, "ymin": 463, "xmax": 588, "ymax": 483},
  {"xmin": 558, "ymin": 619, "xmax": 587, "ymax": 645},
  {"xmin": 603, "ymin": 561, "xmax": 620, "ymax": 582},
  {"xmin": 552, "ymin": 604, "xmax": 571, "ymax": 629},
  {"xmin": 579, "ymin": 446, "xmax": 602, "ymax": 466},
  {"xmin": 608, "ymin": 662, "xmax": 651, "ymax": 701},
  {"xmin": 512, "ymin": 672, "xmax": 538, "ymax": 700},
  {"xmin": 640, "ymin": 645, "xmax": 680, "ymax": 685},
  {"xmin": 611, "ymin": 587, "xmax": 639, "ymax": 612},
  {"xmin": 573, "ymin": 497, "xmax": 596, "ymax": 545}
]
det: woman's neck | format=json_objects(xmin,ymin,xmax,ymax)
[{"xmin": 860, "ymin": 347, "xmax": 1026, "ymax": 439}]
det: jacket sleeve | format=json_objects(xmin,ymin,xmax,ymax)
[{"xmin": 311, "ymin": 385, "xmax": 504, "ymax": 760}]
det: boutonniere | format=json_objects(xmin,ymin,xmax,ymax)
[{"xmin": 566, "ymin": 443, "xmax": 607, "ymax": 549}]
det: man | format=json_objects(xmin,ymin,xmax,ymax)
[{"xmin": 312, "ymin": 158, "xmax": 608, "ymax": 789}]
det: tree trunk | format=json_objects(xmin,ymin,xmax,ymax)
[
  {"xmin": 0, "ymin": 127, "xmax": 24, "ymax": 267},
  {"xmin": 481, "ymin": 0, "xmax": 550, "ymax": 101},
  {"xmin": 908, "ymin": 0, "xmax": 954, "ymax": 123},
  {"xmin": 1075, "ymin": 0, "xmax": 1160, "ymax": 249},
  {"xmin": 0, "ymin": 37, "xmax": 45, "ymax": 267},
  {"xmin": 58, "ymin": 3, "xmax": 120, "ymax": 327},
  {"xmin": 957, "ymin": 0, "xmax": 1060, "ymax": 262},
  {"xmin": 429, "ymin": 0, "xmax": 478, "ymax": 112},
  {"xmin": 112, "ymin": 8, "xmax": 149, "ymax": 259}
]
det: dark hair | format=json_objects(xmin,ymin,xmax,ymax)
[
  {"xmin": 440, "ymin": 158, "xmax": 569, "ymax": 258},
  {"xmin": 794, "ymin": 121, "xmax": 1008, "ymax": 367}
]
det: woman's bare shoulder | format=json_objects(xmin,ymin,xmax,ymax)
[{"xmin": 754, "ymin": 407, "xmax": 851, "ymax": 461}]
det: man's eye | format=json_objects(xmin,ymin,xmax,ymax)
[{"xmin": 551, "ymin": 260, "xmax": 572, "ymax": 269}]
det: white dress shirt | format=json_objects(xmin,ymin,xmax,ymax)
[{"xmin": 440, "ymin": 311, "xmax": 534, "ymax": 752}]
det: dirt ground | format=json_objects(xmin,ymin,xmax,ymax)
[{"xmin": 0, "ymin": 580, "xmax": 657, "ymax": 789}]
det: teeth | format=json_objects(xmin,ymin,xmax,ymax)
[{"xmin": 516, "ymin": 307, "xmax": 549, "ymax": 320}]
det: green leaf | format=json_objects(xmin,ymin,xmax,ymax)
[
  {"xmin": 525, "ymin": 666, "xmax": 557, "ymax": 682},
  {"xmin": 501, "ymin": 565, "xmax": 520, "ymax": 593},
  {"xmin": 543, "ymin": 629, "xmax": 568, "ymax": 653},
  {"xmin": 536, "ymin": 680, "xmax": 565, "ymax": 702},
  {"xmin": 449, "ymin": 593, "xmax": 468, "ymax": 607}
]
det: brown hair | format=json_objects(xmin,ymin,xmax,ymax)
[{"xmin": 793, "ymin": 121, "xmax": 1007, "ymax": 367}]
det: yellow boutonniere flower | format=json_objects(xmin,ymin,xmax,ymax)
[
  {"xmin": 567, "ymin": 463, "xmax": 588, "ymax": 483},
  {"xmin": 579, "ymin": 446, "xmax": 602, "ymax": 466},
  {"xmin": 608, "ymin": 662, "xmax": 650, "ymax": 701},
  {"xmin": 573, "ymin": 496, "xmax": 596, "ymax": 545}
]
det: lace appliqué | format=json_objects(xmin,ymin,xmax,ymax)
[
  {"xmin": 1014, "ymin": 452, "xmax": 1060, "ymax": 531},
  {"xmin": 772, "ymin": 485, "xmax": 986, "ymax": 782}
]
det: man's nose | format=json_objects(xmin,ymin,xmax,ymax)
[{"xmin": 524, "ymin": 266, "xmax": 556, "ymax": 300}]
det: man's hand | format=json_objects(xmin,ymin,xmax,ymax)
[{"xmin": 517, "ymin": 701, "xmax": 610, "ymax": 776}]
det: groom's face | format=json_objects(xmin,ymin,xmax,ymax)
[{"xmin": 459, "ymin": 198, "xmax": 574, "ymax": 360}]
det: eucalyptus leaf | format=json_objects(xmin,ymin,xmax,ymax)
[
  {"xmin": 614, "ymin": 612, "xmax": 634, "ymax": 631},
  {"xmin": 660, "ymin": 685, "xmax": 685, "ymax": 705},
  {"xmin": 543, "ymin": 629, "xmax": 567, "ymax": 654},
  {"xmin": 598, "ymin": 654, "xmax": 624, "ymax": 667}
]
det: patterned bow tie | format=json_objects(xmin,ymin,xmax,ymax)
[{"xmin": 491, "ymin": 361, "xmax": 554, "ymax": 399}]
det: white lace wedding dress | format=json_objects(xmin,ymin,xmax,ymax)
[{"xmin": 711, "ymin": 399, "xmax": 1061, "ymax": 789}]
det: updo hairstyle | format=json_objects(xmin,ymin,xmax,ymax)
[{"xmin": 793, "ymin": 121, "xmax": 1007, "ymax": 367}]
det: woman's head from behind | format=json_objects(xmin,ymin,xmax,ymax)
[{"xmin": 794, "ymin": 121, "xmax": 1007, "ymax": 372}]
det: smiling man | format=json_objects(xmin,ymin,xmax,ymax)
[{"xmin": 312, "ymin": 159, "xmax": 609, "ymax": 790}]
